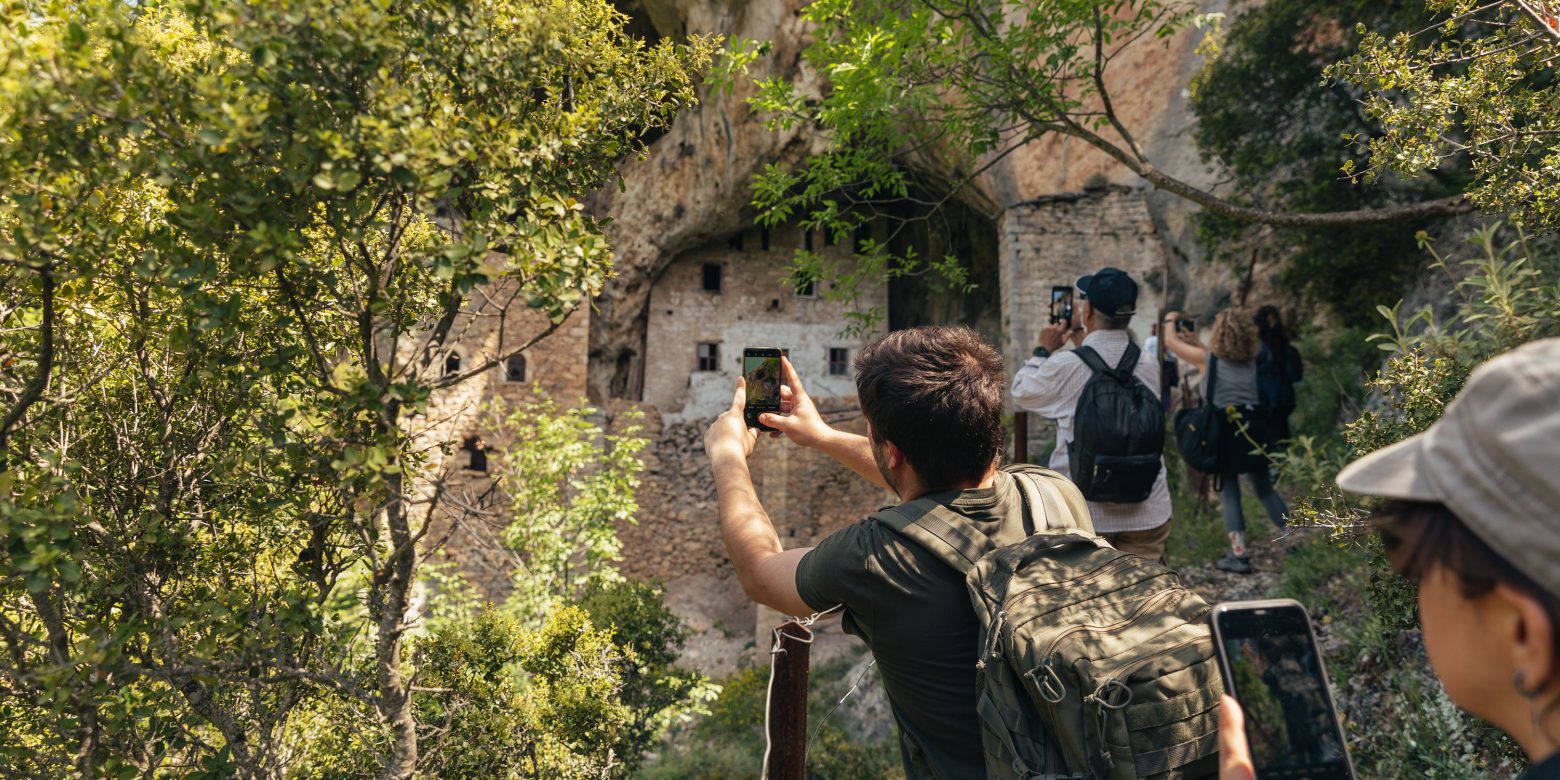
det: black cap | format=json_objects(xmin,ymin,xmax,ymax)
[{"xmin": 1076, "ymin": 267, "xmax": 1138, "ymax": 318}]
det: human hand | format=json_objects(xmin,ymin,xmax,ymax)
[
  {"xmin": 1039, "ymin": 322, "xmax": 1069, "ymax": 353},
  {"xmin": 758, "ymin": 357, "xmax": 834, "ymax": 449},
  {"xmin": 704, "ymin": 377, "xmax": 759, "ymax": 464},
  {"xmin": 1218, "ymin": 695, "xmax": 1256, "ymax": 780}
]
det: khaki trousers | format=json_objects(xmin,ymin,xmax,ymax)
[{"xmin": 1101, "ymin": 518, "xmax": 1173, "ymax": 564}]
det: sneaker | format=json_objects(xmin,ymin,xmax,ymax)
[{"xmin": 1215, "ymin": 553, "xmax": 1253, "ymax": 574}]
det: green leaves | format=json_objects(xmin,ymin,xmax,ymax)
[
  {"xmin": 1328, "ymin": 2, "xmax": 1560, "ymax": 231},
  {"xmin": 0, "ymin": 0, "xmax": 710, "ymax": 774},
  {"xmin": 745, "ymin": 0, "xmax": 1201, "ymax": 329}
]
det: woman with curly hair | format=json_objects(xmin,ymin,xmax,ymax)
[{"xmin": 1165, "ymin": 308, "xmax": 1287, "ymax": 574}]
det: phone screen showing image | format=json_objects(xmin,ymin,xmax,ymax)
[
  {"xmin": 1050, "ymin": 286, "xmax": 1074, "ymax": 325},
  {"xmin": 1217, "ymin": 605, "xmax": 1353, "ymax": 779},
  {"xmin": 742, "ymin": 352, "xmax": 782, "ymax": 412}
]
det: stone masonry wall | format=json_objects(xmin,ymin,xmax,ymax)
[
  {"xmin": 1000, "ymin": 186, "xmax": 1170, "ymax": 462},
  {"xmin": 641, "ymin": 224, "xmax": 887, "ymax": 423},
  {"xmin": 610, "ymin": 397, "xmax": 891, "ymax": 674},
  {"xmin": 415, "ymin": 279, "xmax": 592, "ymax": 598}
]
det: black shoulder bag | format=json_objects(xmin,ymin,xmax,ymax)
[{"xmin": 1174, "ymin": 356, "xmax": 1222, "ymax": 473}]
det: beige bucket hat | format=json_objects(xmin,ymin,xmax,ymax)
[{"xmin": 1336, "ymin": 337, "xmax": 1560, "ymax": 598}]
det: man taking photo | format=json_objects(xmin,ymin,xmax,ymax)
[
  {"xmin": 703, "ymin": 326, "xmax": 1070, "ymax": 779},
  {"xmin": 1010, "ymin": 266, "xmax": 1173, "ymax": 561}
]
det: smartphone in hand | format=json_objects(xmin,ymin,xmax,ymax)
[
  {"xmin": 1050, "ymin": 285, "xmax": 1074, "ymax": 326},
  {"xmin": 1211, "ymin": 599, "xmax": 1356, "ymax": 779},
  {"xmin": 742, "ymin": 348, "xmax": 784, "ymax": 432}
]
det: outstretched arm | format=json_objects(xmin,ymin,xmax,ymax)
[
  {"xmin": 705, "ymin": 378, "xmax": 815, "ymax": 616},
  {"xmin": 760, "ymin": 357, "xmax": 892, "ymax": 492},
  {"xmin": 1163, "ymin": 313, "xmax": 1210, "ymax": 372}
]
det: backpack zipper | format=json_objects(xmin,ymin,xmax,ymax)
[
  {"xmin": 1020, "ymin": 587, "xmax": 1190, "ymax": 705},
  {"xmin": 999, "ymin": 555, "xmax": 1149, "ymax": 616}
]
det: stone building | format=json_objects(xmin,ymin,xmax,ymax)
[
  {"xmin": 414, "ymin": 277, "xmax": 591, "ymax": 597},
  {"xmin": 1001, "ymin": 186, "xmax": 1171, "ymax": 459},
  {"xmin": 421, "ymin": 0, "xmax": 1258, "ymax": 669},
  {"xmin": 641, "ymin": 222, "xmax": 885, "ymax": 422}
]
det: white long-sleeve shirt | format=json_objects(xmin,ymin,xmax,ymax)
[{"xmin": 1010, "ymin": 329, "xmax": 1172, "ymax": 533}]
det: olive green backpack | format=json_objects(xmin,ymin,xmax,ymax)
[{"xmin": 873, "ymin": 464, "xmax": 1222, "ymax": 779}]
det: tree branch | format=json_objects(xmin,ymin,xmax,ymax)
[
  {"xmin": 1047, "ymin": 116, "xmax": 1475, "ymax": 226},
  {"xmin": 0, "ymin": 268, "xmax": 55, "ymax": 463}
]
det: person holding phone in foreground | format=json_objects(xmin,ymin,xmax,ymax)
[{"xmin": 1219, "ymin": 338, "xmax": 1560, "ymax": 779}]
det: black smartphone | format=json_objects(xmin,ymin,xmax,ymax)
[
  {"xmin": 1050, "ymin": 285, "xmax": 1074, "ymax": 325},
  {"xmin": 1177, "ymin": 318, "xmax": 1197, "ymax": 333},
  {"xmin": 1210, "ymin": 599, "xmax": 1356, "ymax": 779},
  {"xmin": 742, "ymin": 348, "xmax": 784, "ymax": 432}
]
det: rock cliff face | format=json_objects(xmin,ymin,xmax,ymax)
[
  {"xmin": 589, "ymin": 0, "xmax": 1241, "ymax": 402},
  {"xmin": 582, "ymin": 0, "xmax": 1260, "ymax": 681},
  {"xmin": 587, "ymin": 0, "xmax": 827, "ymax": 402}
]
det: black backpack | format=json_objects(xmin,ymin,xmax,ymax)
[{"xmin": 1069, "ymin": 344, "xmax": 1165, "ymax": 503}]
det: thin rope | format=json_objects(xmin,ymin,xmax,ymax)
[
  {"xmin": 759, "ymin": 605, "xmax": 842, "ymax": 779},
  {"xmin": 806, "ymin": 657, "xmax": 878, "ymax": 754}
]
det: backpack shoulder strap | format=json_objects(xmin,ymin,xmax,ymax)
[
  {"xmin": 1075, "ymin": 344, "xmax": 1137, "ymax": 384},
  {"xmin": 1116, "ymin": 342, "xmax": 1141, "ymax": 374},
  {"xmin": 1205, "ymin": 354, "xmax": 1220, "ymax": 407},
  {"xmin": 1072, "ymin": 345, "xmax": 1110, "ymax": 376},
  {"xmin": 1005, "ymin": 465, "xmax": 1096, "ymax": 535},
  {"xmin": 874, "ymin": 498, "xmax": 994, "ymax": 575}
]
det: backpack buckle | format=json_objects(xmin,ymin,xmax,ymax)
[
  {"xmin": 1095, "ymin": 678, "xmax": 1133, "ymax": 709},
  {"xmin": 1028, "ymin": 658, "xmax": 1067, "ymax": 704}
]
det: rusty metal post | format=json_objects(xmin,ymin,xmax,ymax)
[
  {"xmin": 1014, "ymin": 411, "xmax": 1030, "ymax": 464},
  {"xmin": 765, "ymin": 620, "xmax": 813, "ymax": 780}
]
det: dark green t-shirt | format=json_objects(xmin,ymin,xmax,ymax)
[{"xmin": 795, "ymin": 472, "xmax": 1022, "ymax": 780}]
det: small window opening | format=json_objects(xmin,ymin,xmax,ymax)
[
  {"xmin": 505, "ymin": 354, "xmax": 527, "ymax": 383},
  {"xmin": 795, "ymin": 276, "xmax": 816, "ymax": 297},
  {"xmin": 444, "ymin": 352, "xmax": 461, "ymax": 376},
  {"xmin": 804, "ymin": 230, "xmax": 814, "ymax": 252},
  {"xmin": 761, "ymin": 226, "xmax": 772, "ymax": 251},
  {"xmin": 462, "ymin": 436, "xmax": 489, "ymax": 473},
  {"xmin": 828, "ymin": 348, "xmax": 849, "ymax": 376},
  {"xmin": 696, "ymin": 342, "xmax": 720, "ymax": 372},
  {"xmin": 701, "ymin": 263, "xmax": 723, "ymax": 293},
  {"xmin": 728, "ymin": 232, "xmax": 744, "ymax": 252}
]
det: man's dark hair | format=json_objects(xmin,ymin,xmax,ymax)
[{"xmin": 853, "ymin": 326, "xmax": 1005, "ymax": 490}]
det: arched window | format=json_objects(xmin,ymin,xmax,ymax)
[
  {"xmin": 444, "ymin": 352, "xmax": 461, "ymax": 376},
  {"xmin": 505, "ymin": 354, "xmax": 527, "ymax": 383}
]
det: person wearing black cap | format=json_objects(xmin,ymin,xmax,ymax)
[{"xmin": 1011, "ymin": 266, "xmax": 1173, "ymax": 561}]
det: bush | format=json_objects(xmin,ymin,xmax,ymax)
[{"xmin": 1277, "ymin": 224, "xmax": 1560, "ymax": 776}]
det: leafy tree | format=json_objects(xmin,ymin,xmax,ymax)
[
  {"xmin": 0, "ymin": 0, "xmax": 711, "ymax": 776},
  {"xmin": 1189, "ymin": 0, "xmax": 1471, "ymax": 324},
  {"xmin": 489, "ymin": 397, "xmax": 647, "ymax": 616},
  {"xmin": 1330, "ymin": 1, "xmax": 1560, "ymax": 231},
  {"xmin": 740, "ymin": 0, "xmax": 1475, "ymax": 238},
  {"xmin": 729, "ymin": 0, "xmax": 1483, "ymax": 327},
  {"xmin": 486, "ymin": 396, "xmax": 715, "ymax": 774},
  {"xmin": 292, "ymin": 606, "xmax": 637, "ymax": 779}
]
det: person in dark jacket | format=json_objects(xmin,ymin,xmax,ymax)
[
  {"xmin": 1218, "ymin": 339, "xmax": 1560, "ymax": 780},
  {"xmin": 1254, "ymin": 305, "xmax": 1302, "ymax": 444}
]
